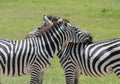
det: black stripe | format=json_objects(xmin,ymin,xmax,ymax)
[
  {"xmin": 17, "ymin": 41, "xmax": 24, "ymax": 76},
  {"xmin": 52, "ymin": 28, "xmax": 60, "ymax": 51},
  {"xmin": 49, "ymin": 29, "xmax": 56, "ymax": 54},
  {"xmin": 82, "ymin": 44, "xmax": 90, "ymax": 76},
  {"xmin": 12, "ymin": 45, "xmax": 16, "ymax": 76},
  {"xmin": 21, "ymin": 40, "xmax": 28, "ymax": 74},
  {"xmin": 86, "ymin": 45, "xmax": 95, "ymax": 76},
  {"xmin": 28, "ymin": 38, "xmax": 36, "ymax": 66},
  {"xmin": 26, "ymin": 39, "xmax": 32, "ymax": 67},
  {"xmin": 7, "ymin": 53, "xmax": 11, "ymax": 75},
  {"xmin": 0, "ymin": 51, "xmax": 6, "ymax": 65},
  {"xmin": 42, "ymin": 33, "xmax": 51, "ymax": 58},
  {"xmin": 43, "ymin": 30, "xmax": 55, "ymax": 57},
  {"xmin": 0, "ymin": 59, "xmax": 5, "ymax": 74}
]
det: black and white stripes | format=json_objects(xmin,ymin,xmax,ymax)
[
  {"xmin": 58, "ymin": 38, "xmax": 120, "ymax": 84},
  {"xmin": 0, "ymin": 38, "xmax": 37, "ymax": 76},
  {"xmin": 0, "ymin": 15, "xmax": 90, "ymax": 84}
]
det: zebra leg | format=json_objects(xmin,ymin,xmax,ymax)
[
  {"xmin": 74, "ymin": 71, "xmax": 80, "ymax": 84},
  {"xmin": 74, "ymin": 78, "xmax": 78, "ymax": 84},
  {"xmin": 30, "ymin": 65, "xmax": 44, "ymax": 84},
  {"xmin": 65, "ymin": 70, "xmax": 75, "ymax": 84},
  {"xmin": 38, "ymin": 71, "xmax": 44, "ymax": 84},
  {"xmin": 30, "ymin": 71, "xmax": 44, "ymax": 84},
  {"xmin": 30, "ymin": 69, "xmax": 40, "ymax": 84}
]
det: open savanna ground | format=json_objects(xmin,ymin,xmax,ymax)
[{"xmin": 0, "ymin": 0, "xmax": 120, "ymax": 84}]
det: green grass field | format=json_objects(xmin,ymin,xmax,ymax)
[{"xmin": 0, "ymin": 0, "xmax": 120, "ymax": 84}]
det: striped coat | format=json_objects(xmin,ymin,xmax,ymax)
[
  {"xmin": 58, "ymin": 38, "xmax": 120, "ymax": 84},
  {"xmin": 0, "ymin": 15, "xmax": 91, "ymax": 84}
]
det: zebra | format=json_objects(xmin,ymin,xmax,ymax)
[
  {"xmin": 0, "ymin": 15, "xmax": 91, "ymax": 84},
  {"xmin": 56, "ymin": 37, "xmax": 120, "ymax": 84},
  {"xmin": 25, "ymin": 17, "xmax": 92, "ymax": 84},
  {"xmin": 25, "ymin": 16, "xmax": 120, "ymax": 84}
]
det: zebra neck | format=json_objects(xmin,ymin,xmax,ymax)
[{"xmin": 35, "ymin": 28, "xmax": 69, "ymax": 61}]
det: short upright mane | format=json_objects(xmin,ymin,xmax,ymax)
[{"xmin": 84, "ymin": 33, "xmax": 93, "ymax": 44}]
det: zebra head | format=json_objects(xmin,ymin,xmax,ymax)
[
  {"xmin": 25, "ymin": 15, "xmax": 69, "ymax": 38},
  {"xmin": 25, "ymin": 15, "xmax": 92, "ymax": 44},
  {"xmin": 43, "ymin": 15, "xmax": 93, "ymax": 43},
  {"xmin": 68, "ymin": 25, "xmax": 93, "ymax": 44},
  {"xmin": 54, "ymin": 19, "xmax": 92, "ymax": 43}
]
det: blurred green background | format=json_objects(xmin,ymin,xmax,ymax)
[{"xmin": 0, "ymin": 0, "xmax": 120, "ymax": 84}]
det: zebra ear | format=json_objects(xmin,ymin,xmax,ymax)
[
  {"xmin": 43, "ymin": 15, "xmax": 53, "ymax": 26},
  {"xmin": 57, "ymin": 18, "xmax": 65, "ymax": 25},
  {"xmin": 57, "ymin": 18, "xmax": 63, "ymax": 22}
]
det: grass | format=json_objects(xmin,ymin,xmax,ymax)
[{"xmin": 0, "ymin": 0, "xmax": 120, "ymax": 84}]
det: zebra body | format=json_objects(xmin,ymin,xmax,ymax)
[
  {"xmin": 0, "ymin": 15, "xmax": 90, "ymax": 84},
  {"xmin": 0, "ymin": 38, "xmax": 37, "ymax": 76},
  {"xmin": 58, "ymin": 38, "xmax": 120, "ymax": 84}
]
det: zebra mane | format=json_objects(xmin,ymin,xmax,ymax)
[
  {"xmin": 83, "ymin": 33, "xmax": 93, "ymax": 44},
  {"xmin": 39, "ymin": 15, "xmax": 70, "ymax": 33},
  {"xmin": 46, "ymin": 15, "xmax": 70, "ymax": 24},
  {"xmin": 25, "ymin": 15, "xmax": 70, "ymax": 38}
]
